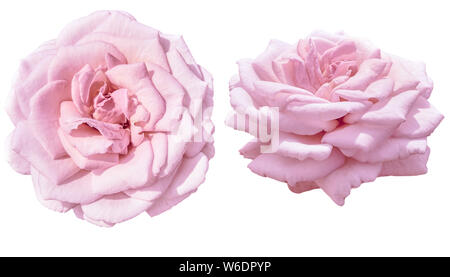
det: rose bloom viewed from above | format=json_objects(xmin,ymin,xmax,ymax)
[
  {"xmin": 227, "ymin": 31, "xmax": 443, "ymax": 205},
  {"xmin": 6, "ymin": 11, "xmax": 214, "ymax": 227}
]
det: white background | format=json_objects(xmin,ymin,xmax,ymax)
[{"xmin": 0, "ymin": 0, "xmax": 449, "ymax": 257}]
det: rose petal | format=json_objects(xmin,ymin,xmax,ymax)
[
  {"xmin": 147, "ymin": 152, "xmax": 209, "ymax": 216},
  {"xmin": 31, "ymin": 167, "xmax": 100, "ymax": 204},
  {"xmin": 11, "ymin": 122, "xmax": 79, "ymax": 185},
  {"xmin": 380, "ymin": 147, "xmax": 430, "ymax": 176},
  {"xmin": 10, "ymin": 41, "xmax": 57, "ymax": 120},
  {"xmin": 275, "ymin": 132, "xmax": 333, "ymax": 161},
  {"xmin": 32, "ymin": 179, "xmax": 75, "ymax": 213},
  {"xmin": 58, "ymin": 127, "xmax": 119, "ymax": 171},
  {"xmin": 394, "ymin": 96, "xmax": 444, "ymax": 138},
  {"xmin": 48, "ymin": 41, "xmax": 126, "ymax": 83},
  {"xmin": 322, "ymin": 122, "xmax": 397, "ymax": 153},
  {"xmin": 316, "ymin": 160, "xmax": 382, "ymax": 205},
  {"xmin": 350, "ymin": 137, "xmax": 427, "ymax": 163},
  {"xmin": 147, "ymin": 63, "xmax": 185, "ymax": 132},
  {"xmin": 73, "ymin": 205, "xmax": 115, "ymax": 227},
  {"xmin": 90, "ymin": 139, "xmax": 154, "ymax": 195},
  {"xmin": 28, "ymin": 80, "xmax": 71, "ymax": 159},
  {"xmin": 106, "ymin": 63, "xmax": 165, "ymax": 130},
  {"xmin": 335, "ymin": 58, "xmax": 389, "ymax": 91},
  {"xmin": 80, "ymin": 193, "xmax": 152, "ymax": 224},
  {"xmin": 248, "ymin": 148, "xmax": 345, "ymax": 185},
  {"xmin": 358, "ymin": 89, "xmax": 420, "ymax": 125},
  {"xmin": 253, "ymin": 39, "xmax": 292, "ymax": 82}
]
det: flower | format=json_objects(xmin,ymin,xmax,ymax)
[
  {"xmin": 227, "ymin": 31, "xmax": 443, "ymax": 205},
  {"xmin": 6, "ymin": 11, "xmax": 214, "ymax": 226}
]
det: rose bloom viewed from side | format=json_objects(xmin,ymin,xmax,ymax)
[
  {"xmin": 227, "ymin": 31, "xmax": 443, "ymax": 205},
  {"xmin": 6, "ymin": 11, "xmax": 214, "ymax": 226}
]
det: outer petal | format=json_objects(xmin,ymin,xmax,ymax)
[
  {"xmin": 394, "ymin": 96, "xmax": 444, "ymax": 138},
  {"xmin": 73, "ymin": 205, "xmax": 115, "ymax": 227},
  {"xmin": 10, "ymin": 122, "xmax": 79, "ymax": 185},
  {"xmin": 48, "ymin": 41, "xmax": 126, "ymax": 83},
  {"xmin": 56, "ymin": 11, "xmax": 157, "ymax": 46},
  {"xmin": 387, "ymin": 54, "xmax": 433, "ymax": 97},
  {"xmin": 147, "ymin": 152, "xmax": 209, "ymax": 216},
  {"xmin": 252, "ymin": 40, "xmax": 292, "ymax": 82},
  {"xmin": 31, "ymin": 167, "xmax": 100, "ymax": 204},
  {"xmin": 275, "ymin": 133, "xmax": 333, "ymax": 161},
  {"xmin": 80, "ymin": 193, "xmax": 152, "ymax": 224},
  {"xmin": 358, "ymin": 90, "xmax": 420, "ymax": 125},
  {"xmin": 316, "ymin": 160, "xmax": 382, "ymax": 205},
  {"xmin": 78, "ymin": 32, "xmax": 170, "ymax": 71},
  {"xmin": 322, "ymin": 122, "xmax": 396, "ymax": 153},
  {"xmin": 248, "ymin": 148, "xmax": 345, "ymax": 186},
  {"xmin": 350, "ymin": 138, "xmax": 427, "ymax": 163},
  {"xmin": 32, "ymin": 179, "xmax": 76, "ymax": 213},
  {"xmin": 28, "ymin": 80, "xmax": 71, "ymax": 159},
  {"xmin": 380, "ymin": 147, "xmax": 430, "ymax": 176},
  {"xmin": 6, "ymin": 132, "xmax": 30, "ymax": 175},
  {"xmin": 165, "ymin": 46, "xmax": 209, "ymax": 117},
  {"xmin": 9, "ymin": 40, "xmax": 57, "ymax": 121}
]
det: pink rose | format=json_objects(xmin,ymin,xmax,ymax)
[
  {"xmin": 227, "ymin": 31, "xmax": 443, "ymax": 205},
  {"xmin": 6, "ymin": 11, "xmax": 214, "ymax": 226}
]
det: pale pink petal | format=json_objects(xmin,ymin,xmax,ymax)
[
  {"xmin": 10, "ymin": 122, "xmax": 79, "ymax": 185},
  {"xmin": 316, "ymin": 160, "xmax": 382, "ymax": 205},
  {"xmin": 248, "ymin": 149, "xmax": 345, "ymax": 185},
  {"xmin": 253, "ymin": 81, "xmax": 326, "ymax": 107},
  {"xmin": 149, "ymin": 133, "xmax": 168, "ymax": 176},
  {"xmin": 147, "ymin": 193, "xmax": 192, "ymax": 217},
  {"xmin": 322, "ymin": 122, "xmax": 397, "ymax": 153},
  {"xmin": 162, "ymin": 152, "xmax": 209, "ymax": 197},
  {"xmin": 124, "ymin": 170, "xmax": 175, "ymax": 202},
  {"xmin": 147, "ymin": 63, "xmax": 185, "ymax": 132},
  {"xmin": 239, "ymin": 139, "xmax": 261, "ymax": 159},
  {"xmin": 58, "ymin": 128, "xmax": 119, "ymax": 171},
  {"xmin": 28, "ymin": 80, "xmax": 71, "ymax": 159},
  {"xmin": 334, "ymin": 58, "xmax": 390, "ymax": 91},
  {"xmin": 32, "ymin": 180, "xmax": 75, "ymax": 213},
  {"xmin": 387, "ymin": 54, "xmax": 433, "ymax": 97},
  {"xmin": 48, "ymin": 41, "xmax": 126, "ymax": 83},
  {"xmin": 297, "ymin": 39, "xmax": 324, "ymax": 89},
  {"xmin": 334, "ymin": 78, "xmax": 394, "ymax": 102},
  {"xmin": 31, "ymin": 167, "xmax": 100, "ymax": 204},
  {"xmin": 394, "ymin": 96, "xmax": 444, "ymax": 138},
  {"xmin": 252, "ymin": 40, "xmax": 292, "ymax": 82},
  {"xmin": 106, "ymin": 63, "xmax": 165, "ymax": 130},
  {"xmin": 236, "ymin": 59, "xmax": 265, "ymax": 106},
  {"xmin": 161, "ymin": 34, "xmax": 204, "ymax": 79},
  {"xmin": 276, "ymin": 133, "xmax": 332, "ymax": 161},
  {"xmin": 59, "ymin": 101, "xmax": 129, "ymax": 142},
  {"xmin": 286, "ymin": 101, "xmax": 368, "ymax": 121},
  {"xmin": 358, "ymin": 90, "xmax": 420, "ymax": 125},
  {"xmin": 10, "ymin": 41, "xmax": 57, "ymax": 120},
  {"xmin": 380, "ymin": 147, "xmax": 430, "ymax": 176},
  {"xmin": 165, "ymin": 42, "xmax": 208, "ymax": 117},
  {"xmin": 287, "ymin": 181, "xmax": 319, "ymax": 194},
  {"xmin": 147, "ymin": 152, "xmax": 209, "ymax": 216},
  {"xmin": 57, "ymin": 11, "xmax": 158, "ymax": 46},
  {"xmin": 79, "ymin": 32, "xmax": 170, "ymax": 71},
  {"xmin": 90, "ymin": 139, "xmax": 154, "ymax": 195},
  {"xmin": 73, "ymin": 205, "xmax": 115, "ymax": 227},
  {"xmin": 6, "ymin": 132, "xmax": 30, "ymax": 175},
  {"xmin": 81, "ymin": 192, "xmax": 152, "ymax": 224},
  {"xmin": 350, "ymin": 137, "xmax": 427, "ymax": 163}
]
